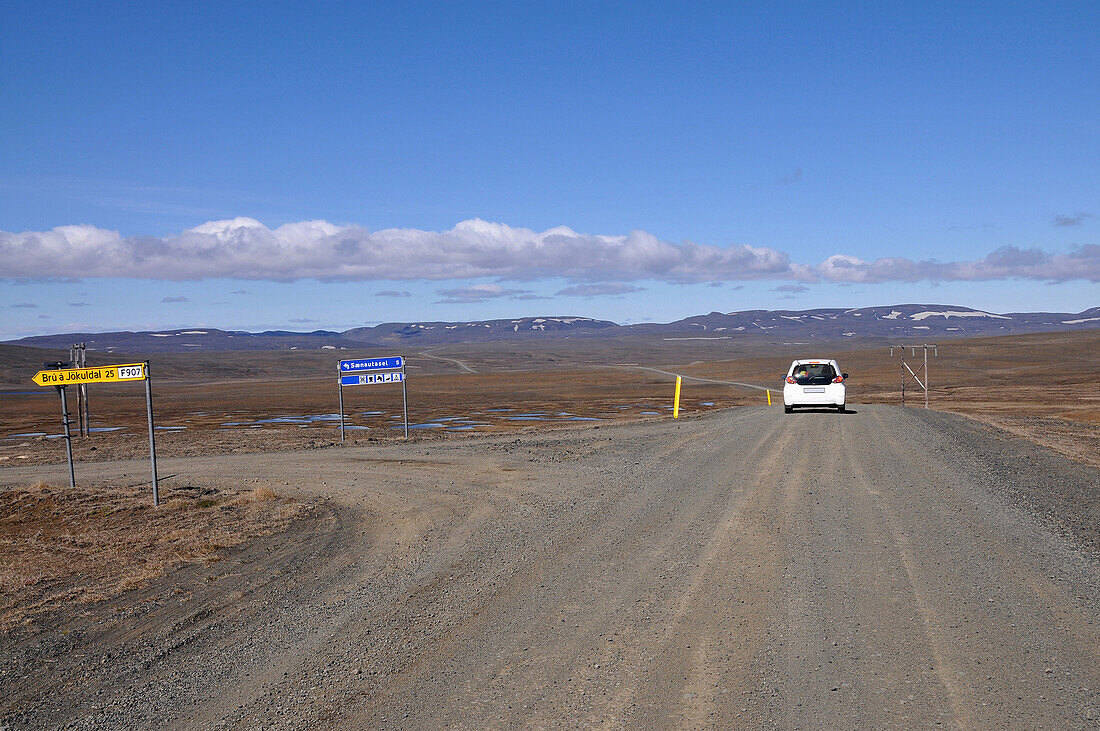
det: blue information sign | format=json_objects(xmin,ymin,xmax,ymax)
[
  {"xmin": 339, "ymin": 356, "xmax": 403, "ymax": 372},
  {"xmin": 341, "ymin": 372, "xmax": 404, "ymax": 386}
]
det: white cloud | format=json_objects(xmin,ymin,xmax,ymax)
[
  {"xmin": 2, "ymin": 219, "xmax": 1097, "ymax": 285},
  {"xmin": 555, "ymin": 282, "xmax": 645, "ymax": 297},
  {"xmin": 434, "ymin": 283, "xmax": 532, "ymax": 304},
  {"xmin": 0, "ymin": 218, "xmax": 798, "ymax": 283},
  {"xmin": 815, "ymin": 245, "xmax": 1100, "ymax": 283}
]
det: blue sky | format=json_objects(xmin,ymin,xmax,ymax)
[{"xmin": 1, "ymin": 1, "xmax": 1096, "ymax": 338}]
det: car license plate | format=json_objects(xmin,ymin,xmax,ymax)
[{"xmin": 804, "ymin": 387, "xmax": 825, "ymax": 393}]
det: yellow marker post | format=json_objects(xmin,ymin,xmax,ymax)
[
  {"xmin": 673, "ymin": 375, "xmax": 682, "ymax": 419},
  {"xmin": 767, "ymin": 389, "xmax": 771, "ymax": 406}
]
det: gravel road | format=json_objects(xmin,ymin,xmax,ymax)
[{"xmin": 2, "ymin": 405, "xmax": 1097, "ymax": 728}]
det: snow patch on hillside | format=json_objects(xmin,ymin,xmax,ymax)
[{"xmin": 910, "ymin": 310, "xmax": 1010, "ymax": 321}]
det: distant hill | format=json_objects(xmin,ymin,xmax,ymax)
[
  {"xmin": 5, "ymin": 328, "xmax": 373, "ymax": 354},
  {"xmin": 630, "ymin": 304, "xmax": 1100, "ymax": 340},
  {"xmin": 343, "ymin": 316, "xmax": 618, "ymax": 344},
  {"xmin": 5, "ymin": 305, "xmax": 1097, "ymax": 353}
]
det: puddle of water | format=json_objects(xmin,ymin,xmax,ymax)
[
  {"xmin": 156, "ymin": 426, "xmax": 188, "ymax": 430},
  {"xmin": 483, "ymin": 408, "xmax": 514, "ymax": 412},
  {"xmin": 640, "ymin": 411, "xmax": 661, "ymax": 415},
  {"xmin": 392, "ymin": 423, "xmax": 445, "ymax": 430},
  {"xmin": 701, "ymin": 402, "xmax": 715, "ymax": 406},
  {"xmin": 9, "ymin": 432, "xmax": 47, "ymax": 437},
  {"xmin": 563, "ymin": 417, "xmax": 603, "ymax": 421},
  {"xmin": 343, "ymin": 425, "xmax": 370, "ymax": 430},
  {"xmin": 506, "ymin": 416, "xmax": 553, "ymax": 421},
  {"xmin": 88, "ymin": 427, "xmax": 126, "ymax": 433}
]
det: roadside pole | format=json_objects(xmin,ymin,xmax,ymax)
[
  {"xmin": 401, "ymin": 362, "xmax": 409, "ymax": 440},
  {"xmin": 144, "ymin": 362, "xmax": 159, "ymax": 506},
  {"xmin": 924, "ymin": 347, "xmax": 930, "ymax": 409},
  {"xmin": 673, "ymin": 376, "xmax": 682, "ymax": 419},
  {"xmin": 339, "ymin": 380, "xmax": 346, "ymax": 443},
  {"xmin": 56, "ymin": 385, "xmax": 76, "ymax": 488}
]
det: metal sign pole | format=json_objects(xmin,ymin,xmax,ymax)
[
  {"xmin": 900, "ymin": 356, "xmax": 906, "ymax": 407},
  {"xmin": 924, "ymin": 346, "xmax": 930, "ymax": 409},
  {"xmin": 56, "ymin": 385, "xmax": 76, "ymax": 488},
  {"xmin": 69, "ymin": 346, "xmax": 79, "ymax": 436},
  {"xmin": 80, "ymin": 344, "xmax": 90, "ymax": 437},
  {"xmin": 144, "ymin": 362, "xmax": 159, "ymax": 506},
  {"xmin": 71, "ymin": 345, "xmax": 85, "ymax": 437},
  {"xmin": 339, "ymin": 379, "xmax": 346, "ymax": 443},
  {"xmin": 402, "ymin": 362, "xmax": 409, "ymax": 440}
]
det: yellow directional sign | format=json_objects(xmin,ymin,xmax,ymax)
[{"xmin": 31, "ymin": 362, "xmax": 147, "ymax": 386}]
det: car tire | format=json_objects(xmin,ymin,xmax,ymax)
[
  {"xmin": 784, "ymin": 405, "xmax": 793, "ymax": 413},
  {"xmin": 836, "ymin": 404, "xmax": 845, "ymax": 413}
]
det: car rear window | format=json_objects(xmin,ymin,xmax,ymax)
[{"xmin": 791, "ymin": 363, "xmax": 836, "ymax": 384}]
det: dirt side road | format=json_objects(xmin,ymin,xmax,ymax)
[{"xmin": 1, "ymin": 406, "xmax": 1097, "ymax": 728}]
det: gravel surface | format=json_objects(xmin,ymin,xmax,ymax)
[{"xmin": 1, "ymin": 405, "xmax": 1097, "ymax": 728}]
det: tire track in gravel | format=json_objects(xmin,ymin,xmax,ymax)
[
  {"xmin": 839, "ymin": 413, "xmax": 969, "ymax": 729},
  {"xmin": 851, "ymin": 407, "xmax": 1099, "ymax": 728},
  {"xmin": 610, "ymin": 415, "xmax": 790, "ymax": 728},
  {"xmin": 334, "ymin": 412, "xmax": 778, "ymax": 727}
]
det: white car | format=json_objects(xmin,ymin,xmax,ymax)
[{"xmin": 783, "ymin": 359, "xmax": 848, "ymax": 413}]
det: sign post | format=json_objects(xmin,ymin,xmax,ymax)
[
  {"xmin": 144, "ymin": 362, "xmax": 159, "ymax": 506},
  {"xmin": 338, "ymin": 379, "xmax": 346, "ymax": 442},
  {"xmin": 338, "ymin": 356, "xmax": 408, "ymax": 440},
  {"xmin": 57, "ymin": 383, "xmax": 76, "ymax": 489},
  {"xmin": 31, "ymin": 361, "xmax": 159, "ymax": 504},
  {"xmin": 401, "ymin": 361, "xmax": 408, "ymax": 440},
  {"xmin": 69, "ymin": 343, "xmax": 89, "ymax": 437}
]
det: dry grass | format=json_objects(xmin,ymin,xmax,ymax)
[{"xmin": 0, "ymin": 480, "xmax": 304, "ymax": 631}]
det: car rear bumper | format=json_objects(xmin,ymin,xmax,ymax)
[{"xmin": 783, "ymin": 384, "xmax": 845, "ymax": 406}]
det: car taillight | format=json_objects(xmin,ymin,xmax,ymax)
[
  {"xmin": 786, "ymin": 376, "xmax": 796, "ymax": 384},
  {"xmin": 833, "ymin": 376, "xmax": 844, "ymax": 383}
]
